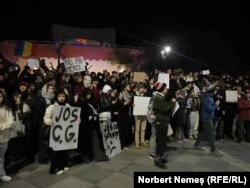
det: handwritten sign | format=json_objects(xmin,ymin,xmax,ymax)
[
  {"xmin": 157, "ymin": 73, "xmax": 170, "ymax": 89},
  {"xmin": 226, "ymin": 90, "xmax": 238, "ymax": 103},
  {"xmin": 133, "ymin": 96, "xmax": 150, "ymax": 115},
  {"xmin": 64, "ymin": 57, "xmax": 86, "ymax": 73},
  {"xmin": 49, "ymin": 105, "xmax": 81, "ymax": 151},
  {"xmin": 99, "ymin": 121, "xmax": 121, "ymax": 158}
]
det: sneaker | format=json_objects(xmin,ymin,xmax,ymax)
[
  {"xmin": 135, "ymin": 144, "xmax": 140, "ymax": 149},
  {"xmin": 140, "ymin": 142, "xmax": 149, "ymax": 147},
  {"xmin": 64, "ymin": 167, "xmax": 70, "ymax": 172},
  {"xmin": 210, "ymin": 150, "xmax": 223, "ymax": 157},
  {"xmin": 56, "ymin": 170, "xmax": 64, "ymax": 175},
  {"xmin": 193, "ymin": 145, "xmax": 204, "ymax": 151},
  {"xmin": 0, "ymin": 175, "xmax": 12, "ymax": 182},
  {"xmin": 149, "ymin": 154, "xmax": 155, "ymax": 159},
  {"xmin": 155, "ymin": 162, "xmax": 167, "ymax": 169},
  {"xmin": 122, "ymin": 147, "xmax": 128, "ymax": 150}
]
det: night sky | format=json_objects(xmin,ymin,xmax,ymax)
[{"xmin": 1, "ymin": 0, "xmax": 250, "ymax": 71}]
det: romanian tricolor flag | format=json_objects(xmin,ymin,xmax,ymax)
[{"xmin": 14, "ymin": 41, "xmax": 37, "ymax": 57}]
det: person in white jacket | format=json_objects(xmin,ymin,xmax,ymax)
[
  {"xmin": 43, "ymin": 89, "xmax": 71, "ymax": 175},
  {"xmin": 0, "ymin": 90, "xmax": 14, "ymax": 182}
]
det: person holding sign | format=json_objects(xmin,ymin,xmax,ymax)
[
  {"xmin": 43, "ymin": 89, "xmax": 71, "ymax": 175},
  {"xmin": 133, "ymin": 84, "xmax": 149, "ymax": 149},
  {"xmin": 152, "ymin": 82, "xmax": 176, "ymax": 169}
]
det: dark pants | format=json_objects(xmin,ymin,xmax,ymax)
[
  {"xmin": 237, "ymin": 119, "xmax": 250, "ymax": 141},
  {"xmin": 117, "ymin": 122, "xmax": 129, "ymax": 148},
  {"xmin": 38, "ymin": 123, "xmax": 51, "ymax": 162},
  {"xmin": 155, "ymin": 122, "xmax": 167, "ymax": 156},
  {"xmin": 78, "ymin": 123, "xmax": 92, "ymax": 155},
  {"xmin": 50, "ymin": 150, "xmax": 69, "ymax": 172},
  {"xmin": 194, "ymin": 120, "xmax": 216, "ymax": 152},
  {"xmin": 214, "ymin": 116, "xmax": 224, "ymax": 139},
  {"xmin": 145, "ymin": 121, "xmax": 152, "ymax": 141},
  {"xmin": 23, "ymin": 119, "xmax": 35, "ymax": 162}
]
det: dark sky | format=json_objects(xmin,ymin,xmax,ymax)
[{"xmin": 1, "ymin": 0, "xmax": 250, "ymax": 66}]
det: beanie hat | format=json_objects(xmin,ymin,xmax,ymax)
[
  {"xmin": 154, "ymin": 82, "xmax": 167, "ymax": 92},
  {"xmin": 102, "ymin": 84, "xmax": 112, "ymax": 94},
  {"xmin": 19, "ymin": 82, "xmax": 29, "ymax": 88},
  {"xmin": 206, "ymin": 84, "xmax": 219, "ymax": 93}
]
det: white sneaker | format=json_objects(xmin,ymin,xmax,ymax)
[
  {"xmin": 56, "ymin": 170, "xmax": 64, "ymax": 175},
  {"xmin": 0, "ymin": 175, "xmax": 12, "ymax": 182},
  {"xmin": 64, "ymin": 167, "xmax": 70, "ymax": 172}
]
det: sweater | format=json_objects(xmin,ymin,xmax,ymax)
[{"xmin": 0, "ymin": 107, "xmax": 15, "ymax": 143}]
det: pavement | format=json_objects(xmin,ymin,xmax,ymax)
[{"xmin": 1, "ymin": 137, "xmax": 250, "ymax": 188}]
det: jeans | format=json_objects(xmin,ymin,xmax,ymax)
[
  {"xmin": 0, "ymin": 142, "xmax": 8, "ymax": 177},
  {"xmin": 214, "ymin": 116, "xmax": 224, "ymax": 139},
  {"xmin": 194, "ymin": 120, "xmax": 216, "ymax": 152}
]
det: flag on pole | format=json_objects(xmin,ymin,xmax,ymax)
[{"xmin": 14, "ymin": 41, "xmax": 37, "ymax": 57}]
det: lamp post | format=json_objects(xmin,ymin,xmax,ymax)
[{"xmin": 161, "ymin": 46, "xmax": 171, "ymax": 72}]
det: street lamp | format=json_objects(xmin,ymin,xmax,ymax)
[{"xmin": 161, "ymin": 46, "xmax": 171, "ymax": 71}]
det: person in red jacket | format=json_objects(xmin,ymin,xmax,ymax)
[{"xmin": 237, "ymin": 88, "xmax": 250, "ymax": 143}]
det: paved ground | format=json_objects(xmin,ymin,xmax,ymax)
[{"xmin": 1, "ymin": 137, "xmax": 250, "ymax": 188}]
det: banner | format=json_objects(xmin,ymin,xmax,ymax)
[
  {"xmin": 49, "ymin": 105, "xmax": 81, "ymax": 151},
  {"xmin": 64, "ymin": 56, "xmax": 86, "ymax": 73}
]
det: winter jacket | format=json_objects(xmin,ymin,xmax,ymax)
[
  {"xmin": 237, "ymin": 97, "xmax": 250, "ymax": 121},
  {"xmin": 0, "ymin": 107, "xmax": 15, "ymax": 143},
  {"xmin": 200, "ymin": 92, "xmax": 218, "ymax": 120},
  {"xmin": 153, "ymin": 92, "xmax": 175, "ymax": 123}
]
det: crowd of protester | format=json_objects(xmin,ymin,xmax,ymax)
[{"xmin": 0, "ymin": 59, "xmax": 250, "ymax": 179}]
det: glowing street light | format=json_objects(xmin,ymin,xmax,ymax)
[{"xmin": 161, "ymin": 46, "xmax": 171, "ymax": 71}]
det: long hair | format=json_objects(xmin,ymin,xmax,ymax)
[{"xmin": 0, "ymin": 89, "xmax": 11, "ymax": 110}]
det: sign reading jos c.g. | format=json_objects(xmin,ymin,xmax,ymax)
[{"xmin": 49, "ymin": 105, "xmax": 81, "ymax": 151}]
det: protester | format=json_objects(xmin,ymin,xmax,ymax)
[
  {"xmin": 193, "ymin": 85, "xmax": 223, "ymax": 157},
  {"xmin": 0, "ymin": 90, "xmax": 14, "ymax": 181},
  {"xmin": 43, "ymin": 89, "xmax": 71, "ymax": 175},
  {"xmin": 237, "ymin": 88, "xmax": 250, "ymax": 143},
  {"xmin": 152, "ymin": 82, "xmax": 176, "ymax": 169}
]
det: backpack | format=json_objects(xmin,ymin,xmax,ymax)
[{"xmin": 147, "ymin": 94, "xmax": 157, "ymax": 124}]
